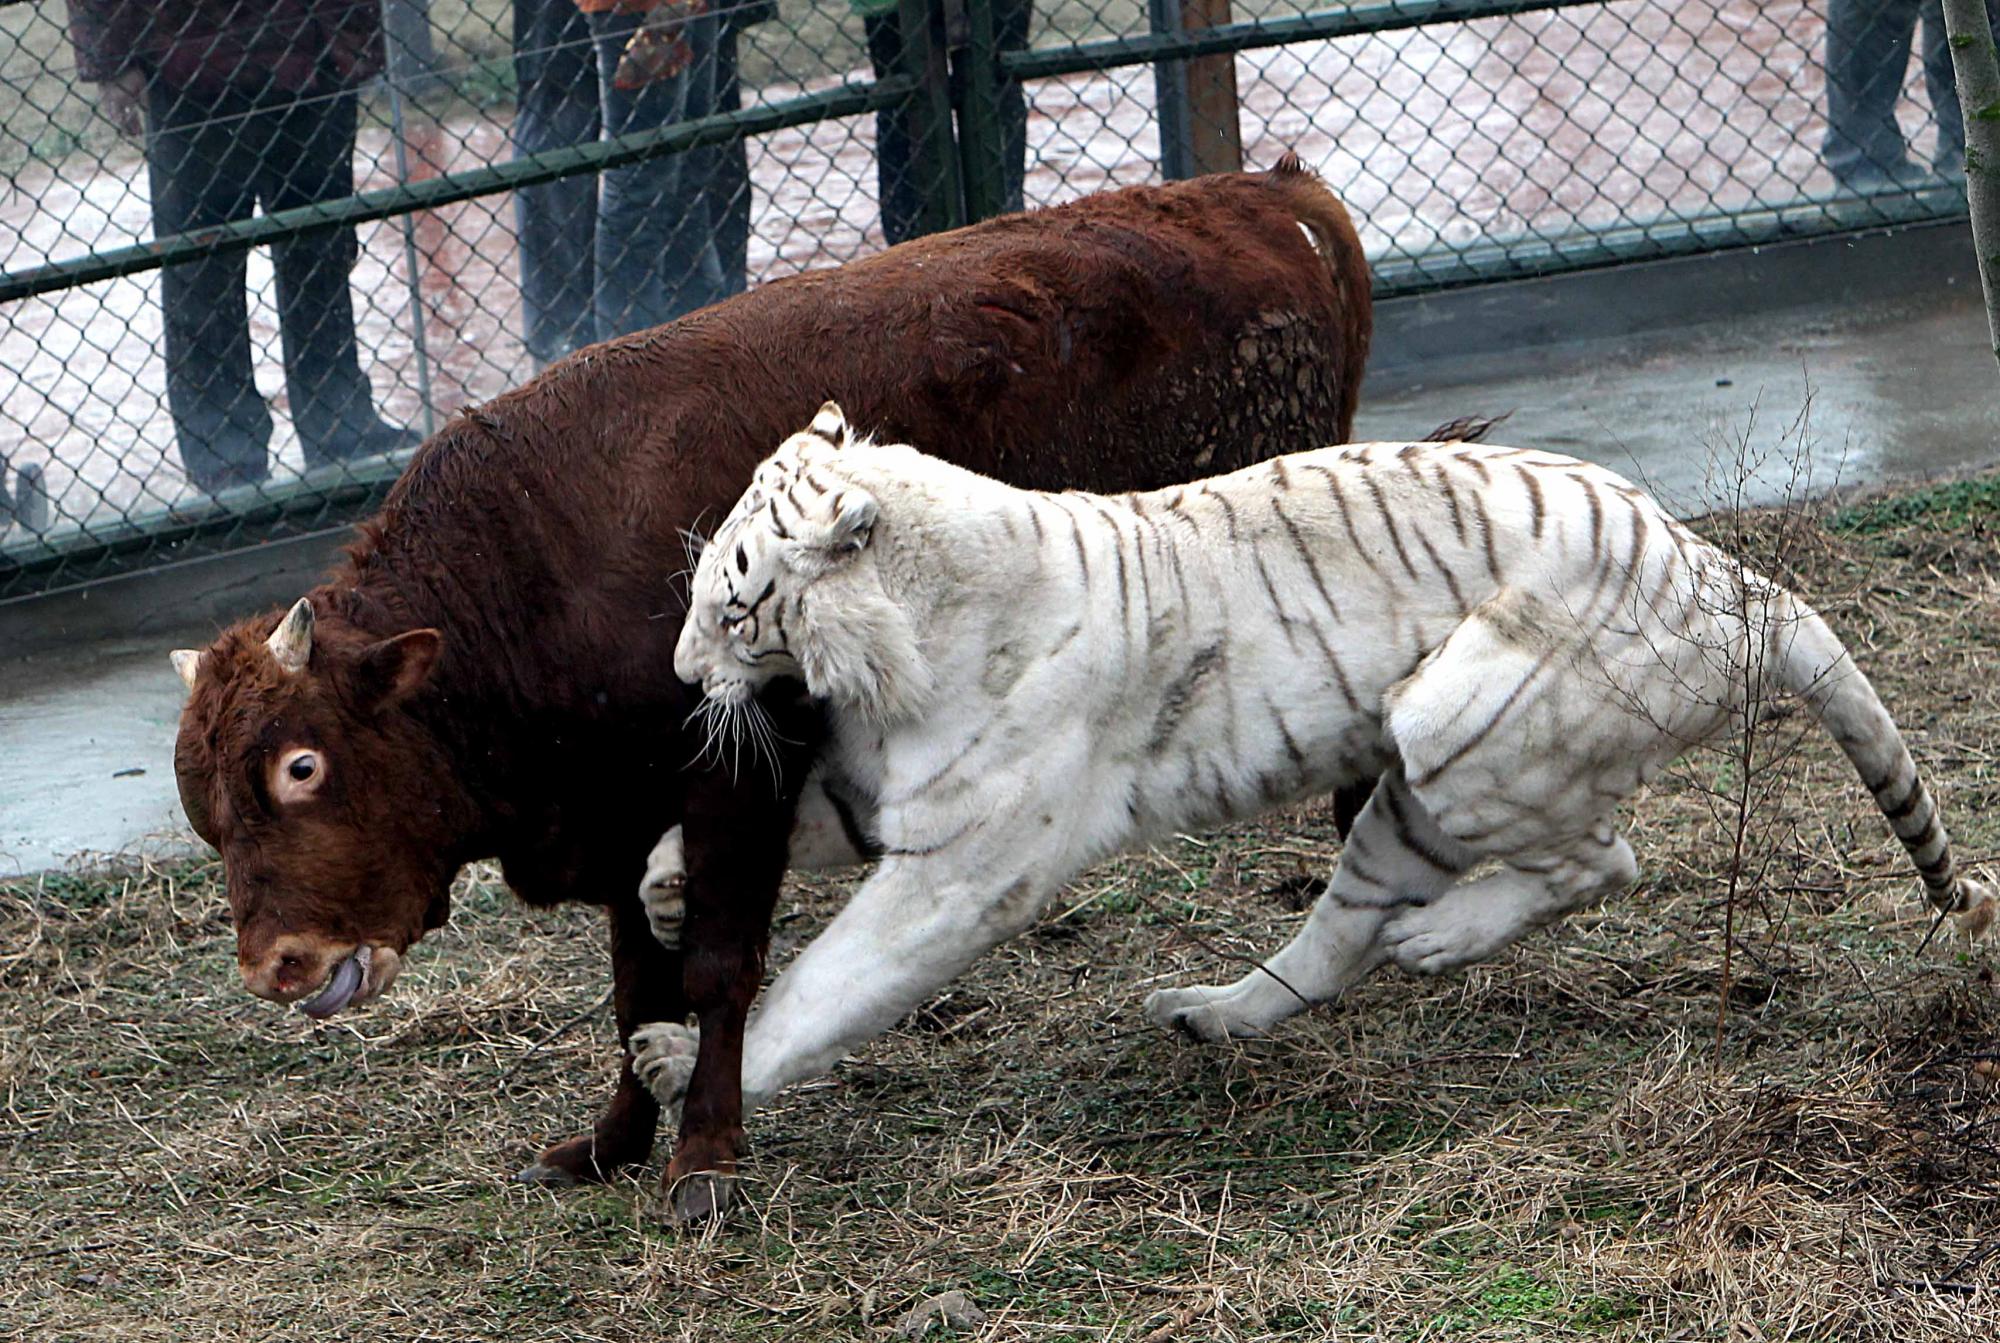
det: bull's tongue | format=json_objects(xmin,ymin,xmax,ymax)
[{"xmin": 300, "ymin": 948, "xmax": 370, "ymax": 1019}]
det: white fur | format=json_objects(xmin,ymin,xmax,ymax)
[{"xmin": 652, "ymin": 411, "xmax": 1991, "ymax": 1112}]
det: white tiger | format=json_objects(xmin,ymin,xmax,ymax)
[{"xmin": 634, "ymin": 401, "xmax": 1993, "ymax": 1115}]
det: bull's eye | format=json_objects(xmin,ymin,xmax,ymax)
[{"xmin": 273, "ymin": 747, "xmax": 326, "ymax": 803}]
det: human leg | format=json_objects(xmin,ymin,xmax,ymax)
[
  {"xmin": 145, "ymin": 82, "xmax": 271, "ymax": 490},
  {"xmin": 513, "ymin": 0, "xmax": 602, "ymax": 365},
  {"xmin": 261, "ymin": 90, "xmax": 413, "ymax": 464},
  {"xmin": 589, "ymin": 8, "xmax": 728, "ymax": 338},
  {"xmin": 1823, "ymin": 0, "xmax": 1927, "ymax": 189}
]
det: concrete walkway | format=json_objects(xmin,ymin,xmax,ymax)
[{"xmin": 3, "ymin": 222, "xmax": 1996, "ymax": 877}]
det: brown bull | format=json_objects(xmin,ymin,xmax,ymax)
[{"xmin": 170, "ymin": 162, "xmax": 1373, "ymax": 1218}]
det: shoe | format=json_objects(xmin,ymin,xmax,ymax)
[
  {"xmin": 305, "ymin": 420, "xmax": 423, "ymax": 472},
  {"xmin": 1832, "ymin": 157, "xmax": 1934, "ymax": 194}
]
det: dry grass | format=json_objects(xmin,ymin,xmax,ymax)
[{"xmin": 3, "ymin": 470, "xmax": 1998, "ymax": 1341}]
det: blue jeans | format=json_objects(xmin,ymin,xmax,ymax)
[
  {"xmin": 511, "ymin": 0, "xmax": 745, "ymax": 363},
  {"xmin": 1823, "ymin": 0, "xmax": 1997, "ymax": 183}
]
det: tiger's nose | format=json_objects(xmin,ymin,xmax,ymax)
[{"xmin": 673, "ymin": 625, "xmax": 706, "ymax": 686}]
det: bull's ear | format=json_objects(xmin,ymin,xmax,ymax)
[
  {"xmin": 170, "ymin": 648, "xmax": 205, "ymax": 691},
  {"xmin": 356, "ymin": 629, "xmax": 443, "ymax": 710}
]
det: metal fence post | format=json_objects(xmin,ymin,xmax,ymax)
[
  {"xmin": 895, "ymin": 0, "xmax": 967, "ymax": 236},
  {"xmin": 1150, "ymin": 0, "xmax": 1243, "ymax": 179},
  {"xmin": 382, "ymin": 0, "xmax": 437, "ymax": 440},
  {"xmin": 957, "ymin": 0, "xmax": 1011, "ymax": 221}
]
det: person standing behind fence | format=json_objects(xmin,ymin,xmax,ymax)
[
  {"xmin": 1823, "ymin": 0, "xmax": 2000, "ymax": 192},
  {"xmin": 66, "ymin": 0, "xmax": 421, "ymax": 494},
  {"xmin": 861, "ymin": 0, "xmax": 1030, "ymax": 245},
  {"xmin": 511, "ymin": 0, "xmax": 761, "ymax": 370}
]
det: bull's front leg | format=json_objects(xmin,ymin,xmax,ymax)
[
  {"xmin": 518, "ymin": 892, "xmax": 684, "ymax": 1184},
  {"xmin": 655, "ymin": 692, "xmax": 822, "ymax": 1223}
]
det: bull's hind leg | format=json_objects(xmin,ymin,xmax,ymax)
[{"xmin": 1143, "ymin": 767, "xmax": 1475, "ymax": 1043}]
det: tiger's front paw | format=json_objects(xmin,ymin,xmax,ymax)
[
  {"xmin": 640, "ymin": 826, "xmax": 687, "ymax": 949},
  {"xmin": 631, "ymin": 1020, "xmax": 700, "ymax": 1109}
]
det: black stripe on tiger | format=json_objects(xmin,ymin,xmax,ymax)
[
  {"xmin": 1415, "ymin": 529, "xmax": 1469, "ymax": 616},
  {"xmin": 1309, "ymin": 465, "xmax": 1387, "ymax": 584},
  {"xmin": 1306, "ymin": 623, "xmax": 1363, "ymax": 714},
  {"xmin": 1517, "ymin": 465, "xmax": 1545, "ymax": 541},
  {"xmin": 1148, "ymin": 641, "xmax": 1227, "ymax": 756},
  {"xmin": 1363, "ymin": 475, "xmax": 1420, "ymax": 581},
  {"xmin": 1206, "ymin": 485, "xmax": 1241, "ymax": 542},
  {"xmin": 1088, "ymin": 498, "xmax": 1137, "ymax": 619},
  {"xmin": 1433, "ymin": 464, "xmax": 1468, "ymax": 545},
  {"xmin": 1271, "ymin": 498, "xmax": 1342, "ymax": 624},
  {"xmin": 1408, "ymin": 644, "xmax": 1560, "ymax": 788},
  {"xmin": 1254, "ymin": 553, "xmax": 1303, "ymax": 652},
  {"xmin": 1879, "ymin": 773, "xmax": 1925, "ymax": 823},
  {"xmin": 1468, "ymin": 487, "xmax": 1503, "ymax": 582},
  {"xmin": 1378, "ymin": 774, "xmax": 1468, "ymax": 875}
]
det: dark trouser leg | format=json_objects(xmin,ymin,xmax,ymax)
[
  {"xmin": 1921, "ymin": 0, "xmax": 1999, "ymax": 172},
  {"xmin": 706, "ymin": 22, "xmax": 751, "ymax": 296},
  {"xmin": 1824, "ymin": 0, "xmax": 1924, "ymax": 184},
  {"xmin": 513, "ymin": 0, "xmax": 601, "ymax": 364},
  {"xmin": 259, "ymin": 90, "xmax": 383, "ymax": 462},
  {"xmin": 589, "ymin": 9, "xmax": 729, "ymax": 338},
  {"xmin": 988, "ymin": 0, "xmax": 1032, "ymax": 214},
  {"xmin": 146, "ymin": 83, "xmax": 271, "ymax": 491},
  {"xmin": 866, "ymin": 10, "xmax": 926, "ymax": 246}
]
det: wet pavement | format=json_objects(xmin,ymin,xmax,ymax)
[
  {"xmin": 3, "ymin": 232, "xmax": 1997, "ymax": 876},
  {"xmin": 1358, "ymin": 274, "xmax": 2000, "ymax": 512}
]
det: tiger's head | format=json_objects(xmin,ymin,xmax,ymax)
[{"xmin": 674, "ymin": 402, "xmax": 936, "ymax": 725}]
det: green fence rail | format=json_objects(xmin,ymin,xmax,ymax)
[{"xmin": 0, "ymin": 0, "xmax": 1977, "ymax": 599}]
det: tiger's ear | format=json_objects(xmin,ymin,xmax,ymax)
[
  {"xmin": 807, "ymin": 401, "xmax": 853, "ymax": 447},
  {"xmin": 792, "ymin": 485, "xmax": 879, "ymax": 569}
]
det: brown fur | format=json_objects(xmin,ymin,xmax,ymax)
[{"xmin": 173, "ymin": 166, "xmax": 1373, "ymax": 1205}]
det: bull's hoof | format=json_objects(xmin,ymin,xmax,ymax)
[
  {"xmin": 517, "ymin": 1132, "xmax": 634, "ymax": 1187},
  {"xmin": 650, "ymin": 1169, "xmax": 739, "ymax": 1226},
  {"xmin": 514, "ymin": 1161, "xmax": 579, "ymax": 1187}
]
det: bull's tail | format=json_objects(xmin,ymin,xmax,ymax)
[
  {"xmin": 1262, "ymin": 152, "xmax": 1371, "ymax": 440},
  {"xmin": 1775, "ymin": 593, "xmax": 1994, "ymax": 936}
]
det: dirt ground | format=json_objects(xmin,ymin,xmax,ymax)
[{"xmin": 2, "ymin": 468, "xmax": 1997, "ymax": 1340}]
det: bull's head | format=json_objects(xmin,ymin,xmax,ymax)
[{"xmin": 171, "ymin": 598, "xmax": 466, "ymax": 1018}]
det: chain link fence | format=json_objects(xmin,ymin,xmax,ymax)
[{"xmin": 0, "ymin": 0, "xmax": 1980, "ymax": 599}]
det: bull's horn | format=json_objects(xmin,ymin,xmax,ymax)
[
  {"xmin": 170, "ymin": 648, "xmax": 204, "ymax": 690},
  {"xmin": 267, "ymin": 598, "xmax": 314, "ymax": 674}
]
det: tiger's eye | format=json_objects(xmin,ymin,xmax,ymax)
[
  {"xmin": 289, "ymin": 755, "xmax": 317, "ymax": 782},
  {"xmin": 735, "ymin": 543, "xmax": 749, "ymax": 574}
]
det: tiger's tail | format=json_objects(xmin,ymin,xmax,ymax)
[{"xmin": 1775, "ymin": 593, "xmax": 1994, "ymax": 936}]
